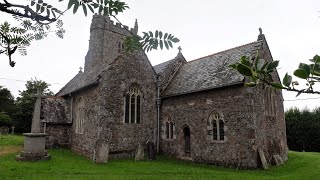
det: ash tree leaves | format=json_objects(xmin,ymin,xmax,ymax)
[
  {"xmin": 1, "ymin": 0, "xmax": 179, "ymax": 67},
  {"xmin": 141, "ymin": 31, "xmax": 180, "ymax": 52},
  {"xmin": 30, "ymin": 0, "xmax": 63, "ymax": 18},
  {"xmin": 230, "ymin": 52, "xmax": 320, "ymax": 96},
  {"xmin": 67, "ymin": 0, "xmax": 129, "ymax": 16}
]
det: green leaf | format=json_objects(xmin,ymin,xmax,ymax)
[
  {"xmin": 159, "ymin": 31, "xmax": 163, "ymax": 39},
  {"xmin": 160, "ymin": 40, "xmax": 163, "ymax": 50},
  {"xmin": 267, "ymin": 61, "xmax": 279, "ymax": 71},
  {"xmin": 36, "ymin": 4, "xmax": 41, "ymax": 12},
  {"xmin": 282, "ymin": 73, "xmax": 292, "ymax": 87},
  {"xmin": 237, "ymin": 63, "xmax": 253, "ymax": 77},
  {"xmin": 229, "ymin": 64, "xmax": 237, "ymax": 70},
  {"xmin": 164, "ymin": 40, "xmax": 169, "ymax": 50},
  {"xmin": 171, "ymin": 37, "xmax": 180, "ymax": 43},
  {"xmin": 256, "ymin": 58, "xmax": 265, "ymax": 71},
  {"xmin": 68, "ymin": 0, "xmax": 75, "ymax": 9},
  {"xmin": 245, "ymin": 82, "xmax": 256, "ymax": 87},
  {"xmin": 155, "ymin": 30, "xmax": 158, "ymax": 39},
  {"xmin": 87, "ymin": 4, "xmax": 94, "ymax": 13},
  {"xmin": 294, "ymin": 68, "xmax": 309, "ymax": 79},
  {"xmin": 73, "ymin": 1, "xmax": 80, "ymax": 14},
  {"xmin": 240, "ymin": 56, "xmax": 251, "ymax": 67},
  {"xmin": 82, "ymin": 4, "xmax": 87, "ymax": 16},
  {"xmin": 271, "ymin": 83, "xmax": 283, "ymax": 89},
  {"xmin": 168, "ymin": 41, "xmax": 173, "ymax": 48},
  {"xmin": 149, "ymin": 31, "xmax": 153, "ymax": 37},
  {"xmin": 164, "ymin": 33, "xmax": 168, "ymax": 39},
  {"xmin": 298, "ymin": 63, "xmax": 311, "ymax": 76}
]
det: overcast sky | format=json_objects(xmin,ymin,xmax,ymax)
[{"xmin": 1, "ymin": 0, "xmax": 320, "ymax": 110}]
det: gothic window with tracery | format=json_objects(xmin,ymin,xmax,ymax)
[
  {"xmin": 124, "ymin": 86, "xmax": 142, "ymax": 124},
  {"xmin": 208, "ymin": 112, "xmax": 225, "ymax": 141}
]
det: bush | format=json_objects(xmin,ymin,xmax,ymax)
[
  {"xmin": 286, "ymin": 107, "xmax": 320, "ymax": 152},
  {"xmin": 0, "ymin": 112, "xmax": 12, "ymax": 127}
]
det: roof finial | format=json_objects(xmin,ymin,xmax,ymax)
[
  {"xmin": 79, "ymin": 67, "xmax": 83, "ymax": 73},
  {"xmin": 259, "ymin": 27, "xmax": 262, "ymax": 35},
  {"xmin": 178, "ymin": 46, "xmax": 182, "ymax": 53},
  {"xmin": 134, "ymin": 19, "xmax": 138, "ymax": 34}
]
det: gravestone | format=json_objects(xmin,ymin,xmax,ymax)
[
  {"xmin": 135, "ymin": 144, "xmax": 144, "ymax": 161},
  {"xmin": 95, "ymin": 140, "xmax": 109, "ymax": 164},
  {"xmin": 0, "ymin": 126, "xmax": 9, "ymax": 135},
  {"xmin": 16, "ymin": 88, "xmax": 51, "ymax": 161},
  {"xmin": 11, "ymin": 126, "xmax": 15, "ymax": 134},
  {"xmin": 146, "ymin": 141, "xmax": 156, "ymax": 160},
  {"xmin": 258, "ymin": 148, "xmax": 268, "ymax": 169}
]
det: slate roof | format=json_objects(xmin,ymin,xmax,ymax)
[
  {"xmin": 161, "ymin": 41, "xmax": 262, "ymax": 97},
  {"xmin": 56, "ymin": 67, "xmax": 103, "ymax": 96},
  {"xmin": 154, "ymin": 58, "xmax": 177, "ymax": 75}
]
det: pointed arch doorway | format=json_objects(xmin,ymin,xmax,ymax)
[{"xmin": 183, "ymin": 126, "xmax": 191, "ymax": 157}]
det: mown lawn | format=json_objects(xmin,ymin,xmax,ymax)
[{"xmin": 0, "ymin": 135, "xmax": 319, "ymax": 179}]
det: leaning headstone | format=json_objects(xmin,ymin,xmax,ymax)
[
  {"xmin": 1, "ymin": 126, "xmax": 9, "ymax": 135},
  {"xmin": 11, "ymin": 126, "xmax": 15, "ymax": 134},
  {"xmin": 146, "ymin": 141, "xmax": 156, "ymax": 160},
  {"xmin": 16, "ymin": 88, "xmax": 51, "ymax": 161},
  {"xmin": 258, "ymin": 148, "xmax": 268, "ymax": 169},
  {"xmin": 95, "ymin": 141, "xmax": 109, "ymax": 164},
  {"xmin": 135, "ymin": 145, "xmax": 144, "ymax": 161},
  {"xmin": 273, "ymin": 154, "xmax": 283, "ymax": 166}
]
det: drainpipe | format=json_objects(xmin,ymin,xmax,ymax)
[{"xmin": 156, "ymin": 76, "xmax": 161, "ymax": 154}]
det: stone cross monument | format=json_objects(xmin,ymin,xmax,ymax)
[{"xmin": 16, "ymin": 88, "xmax": 51, "ymax": 161}]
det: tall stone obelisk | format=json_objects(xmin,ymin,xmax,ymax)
[{"xmin": 16, "ymin": 88, "xmax": 51, "ymax": 161}]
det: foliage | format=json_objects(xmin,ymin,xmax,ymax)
[
  {"xmin": 285, "ymin": 107, "xmax": 320, "ymax": 152},
  {"xmin": 0, "ymin": 85, "xmax": 15, "ymax": 114},
  {"xmin": 0, "ymin": 0, "xmax": 179, "ymax": 67},
  {"xmin": 230, "ymin": 53, "xmax": 320, "ymax": 96},
  {"xmin": 0, "ymin": 112, "xmax": 12, "ymax": 126},
  {"xmin": 0, "ymin": 135, "xmax": 320, "ymax": 180},
  {"xmin": 12, "ymin": 78, "xmax": 53, "ymax": 133}
]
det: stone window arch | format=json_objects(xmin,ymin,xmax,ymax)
[
  {"xmin": 162, "ymin": 115, "xmax": 176, "ymax": 140},
  {"xmin": 207, "ymin": 111, "xmax": 226, "ymax": 142},
  {"xmin": 124, "ymin": 85, "xmax": 142, "ymax": 124},
  {"xmin": 75, "ymin": 97, "xmax": 85, "ymax": 134}
]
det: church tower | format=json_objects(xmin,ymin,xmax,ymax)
[{"xmin": 84, "ymin": 15, "xmax": 138, "ymax": 72}]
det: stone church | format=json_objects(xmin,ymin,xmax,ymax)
[{"xmin": 42, "ymin": 15, "xmax": 288, "ymax": 168}]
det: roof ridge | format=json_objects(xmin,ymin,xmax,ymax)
[{"xmin": 187, "ymin": 40, "xmax": 262, "ymax": 64}]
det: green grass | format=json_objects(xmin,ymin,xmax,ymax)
[{"xmin": 0, "ymin": 135, "xmax": 319, "ymax": 179}]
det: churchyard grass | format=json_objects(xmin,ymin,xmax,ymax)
[{"xmin": 0, "ymin": 135, "xmax": 319, "ymax": 180}]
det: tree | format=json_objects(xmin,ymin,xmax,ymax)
[
  {"xmin": 0, "ymin": 85, "xmax": 15, "ymax": 127},
  {"xmin": 0, "ymin": 85, "xmax": 15, "ymax": 114},
  {"xmin": 286, "ymin": 107, "xmax": 320, "ymax": 152},
  {"xmin": 0, "ymin": 0, "xmax": 179, "ymax": 67},
  {"xmin": 230, "ymin": 54, "xmax": 320, "ymax": 96},
  {"xmin": 13, "ymin": 78, "xmax": 53, "ymax": 133}
]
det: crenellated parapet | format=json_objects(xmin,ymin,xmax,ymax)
[{"xmin": 90, "ymin": 15, "xmax": 138, "ymax": 36}]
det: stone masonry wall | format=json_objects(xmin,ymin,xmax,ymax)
[
  {"xmin": 160, "ymin": 85, "xmax": 259, "ymax": 168},
  {"xmin": 70, "ymin": 86, "xmax": 101, "ymax": 159},
  {"xmin": 251, "ymin": 39, "xmax": 288, "ymax": 165},
  {"xmin": 99, "ymin": 51, "xmax": 157, "ymax": 157},
  {"xmin": 46, "ymin": 125, "xmax": 71, "ymax": 148}
]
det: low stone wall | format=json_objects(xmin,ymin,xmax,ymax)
[{"xmin": 45, "ymin": 124, "xmax": 71, "ymax": 148}]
